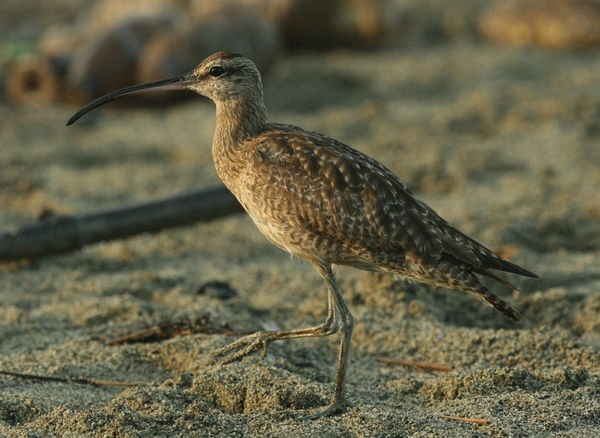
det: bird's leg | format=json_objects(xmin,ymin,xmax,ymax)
[
  {"xmin": 300, "ymin": 266, "xmax": 354, "ymax": 420},
  {"xmin": 212, "ymin": 282, "xmax": 341, "ymax": 365},
  {"xmin": 212, "ymin": 264, "xmax": 354, "ymax": 420}
]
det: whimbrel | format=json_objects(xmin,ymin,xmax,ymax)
[{"xmin": 67, "ymin": 52, "xmax": 538, "ymax": 419}]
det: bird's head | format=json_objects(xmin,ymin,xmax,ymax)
[
  {"xmin": 190, "ymin": 52, "xmax": 262, "ymax": 101},
  {"xmin": 66, "ymin": 52, "xmax": 262, "ymax": 125}
]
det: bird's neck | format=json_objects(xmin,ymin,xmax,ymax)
[
  {"xmin": 214, "ymin": 96, "xmax": 268, "ymax": 151},
  {"xmin": 212, "ymin": 95, "xmax": 268, "ymax": 188}
]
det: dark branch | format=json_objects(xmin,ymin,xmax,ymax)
[{"xmin": 0, "ymin": 185, "xmax": 244, "ymax": 262}]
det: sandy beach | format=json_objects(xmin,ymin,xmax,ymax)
[{"xmin": 1, "ymin": 1, "xmax": 600, "ymax": 436}]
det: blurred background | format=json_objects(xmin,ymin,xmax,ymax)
[
  {"xmin": 1, "ymin": 0, "xmax": 599, "ymax": 107},
  {"xmin": 0, "ymin": 2, "xmax": 600, "ymax": 436},
  {"xmin": 1, "ymin": 0, "xmax": 599, "ymax": 252}
]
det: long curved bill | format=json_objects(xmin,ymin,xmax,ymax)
[{"xmin": 66, "ymin": 72, "xmax": 198, "ymax": 126}]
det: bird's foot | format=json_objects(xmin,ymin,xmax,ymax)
[
  {"xmin": 299, "ymin": 397, "xmax": 353, "ymax": 421},
  {"xmin": 212, "ymin": 331, "xmax": 279, "ymax": 364}
]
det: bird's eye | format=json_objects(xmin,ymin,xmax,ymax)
[{"xmin": 209, "ymin": 66, "xmax": 226, "ymax": 77}]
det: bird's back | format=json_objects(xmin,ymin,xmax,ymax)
[{"xmin": 221, "ymin": 123, "xmax": 535, "ymax": 288}]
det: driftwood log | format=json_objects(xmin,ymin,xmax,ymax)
[{"xmin": 0, "ymin": 185, "xmax": 244, "ymax": 262}]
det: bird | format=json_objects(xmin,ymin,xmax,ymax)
[{"xmin": 67, "ymin": 52, "xmax": 538, "ymax": 420}]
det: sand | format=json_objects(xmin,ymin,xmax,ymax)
[{"xmin": 1, "ymin": 10, "xmax": 600, "ymax": 438}]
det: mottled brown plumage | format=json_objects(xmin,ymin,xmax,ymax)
[{"xmin": 67, "ymin": 52, "xmax": 538, "ymax": 419}]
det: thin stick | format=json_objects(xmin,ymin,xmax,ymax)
[
  {"xmin": 441, "ymin": 415, "xmax": 489, "ymax": 425},
  {"xmin": 105, "ymin": 315, "xmax": 237, "ymax": 345},
  {"xmin": 0, "ymin": 185, "xmax": 244, "ymax": 262},
  {"xmin": 377, "ymin": 357, "xmax": 452, "ymax": 372},
  {"xmin": 0, "ymin": 370, "xmax": 140, "ymax": 387}
]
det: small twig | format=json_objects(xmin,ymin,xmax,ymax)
[
  {"xmin": 0, "ymin": 370, "xmax": 140, "ymax": 387},
  {"xmin": 377, "ymin": 357, "xmax": 452, "ymax": 372},
  {"xmin": 105, "ymin": 314, "xmax": 236, "ymax": 345},
  {"xmin": 441, "ymin": 415, "xmax": 489, "ymax": 425},
  {"xmin": 0, "ymin": 185, "xmax": 244, "ymax": 262}
]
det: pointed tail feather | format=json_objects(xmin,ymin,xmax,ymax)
[
  {"xmin": 478, "ymin": 268, "xmax": 522, "ymax": 292},
  {"xmin": 472, "ymin": 282, "xmax": 521, "ymax": 322},
  {"xmin": 481, "ymin": 255, "xmax": 539, "ymax": 278}
]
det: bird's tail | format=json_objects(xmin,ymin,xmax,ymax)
[
  {"xmin": 470, "ymin": 281, "xmax": 521, "ymax": 322},
  {"xmin": 432, "ymin": 260, "xmax": 522, "ymax": 322}
]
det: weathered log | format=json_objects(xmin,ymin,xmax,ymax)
[
  {"xmin": 0, "ymin": 185, "xmax": 244, "ymax": 262},
  {"xmin": 5, "ymin": 55, "xmax": 67, "ymax": 106}
]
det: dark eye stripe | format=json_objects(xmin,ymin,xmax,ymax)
[{"xmin": 209, "ymin": 66, "xmax": 227, "ymax": 77}]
